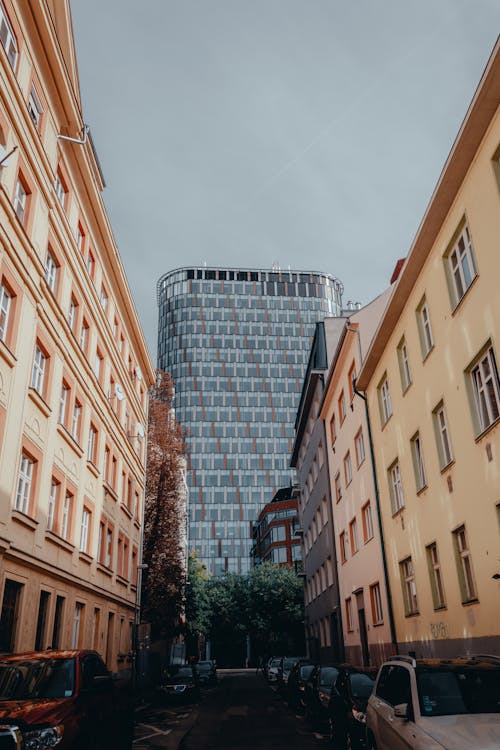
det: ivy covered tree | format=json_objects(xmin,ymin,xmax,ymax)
[{"xmin": 141, "ymin": 370, "xmax": 187, "ymax": 640}]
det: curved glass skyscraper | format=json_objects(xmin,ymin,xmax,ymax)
[{"xmin": 157, "ymin": 267, "xmax": 343, "ymax": 575}]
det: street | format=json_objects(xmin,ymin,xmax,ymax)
[{"xmin": 134, "ymin": 669, "xmax": 336, "ymax": 750}]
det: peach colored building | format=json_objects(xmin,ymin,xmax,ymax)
[
  {"xmin": 0, "ymin": 0, "xmax": 154, "ymax": 673},
  {"xmin": 357, "ymin": 39, "xmax": 500, "ymax": 657},
  {"xmin": 320, "ymin": 292, "xmax": 396, "ymax": 666}
]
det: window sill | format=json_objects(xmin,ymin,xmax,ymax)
[
  {"xmin": 79, "ymin": 551, "xmax": 93, "ymax": 565},
  {"xmin": 97, "ymin": 562, "xmax": 113, "ymax": 577},
  {"xmin": 433, "ymin": 605, "xmax": 447, "ymax": 612},
  {"xmin": 87, "ymin": 460, "xmax": 99, "ymax": 479},
  {"xmin": 363, "ymin": 535, "xmax": 374, "ymax": 545},
  {"xmin": 0, "ymin": 338, "xmax": 16, "ymax": 368},
  {"xmin": 28, "ymin": 387, "xmax": 51, "ymax": 417},
  {"xmin": 401, "ymin": 381, "xmax": 412, "ymax": 397},
  {"xmin": 439, "ymin": 460, "xmax": 455, "ymax": 475},
  {"xmin": 422, "ymin": 345, "xmax": 435, "ymax": 364},
  {"xmin": 56, "ymin": 424, "xmax": 84, "ymax": 457},
  {"xmin": 134, "ymin": 518, "xmax": 140, "ymax": 530},
  {"xmin": 451, "ymin": 274, "xmax": 478, "ymax": 317},
  {"xmin": 12, "ymin": 509, "xmax": 38, "ymax": 530},
  {"xmin": 120, "ymin": 502, "xmax": 133, "ymax": 519},
  {"xmin": 461, "ymin": 597, "xmax": 479, "ymax": 607},
  {"xmin": 391, "ymin": 506, "xmax": 405, "ymax": 519},
  {"xmin": 404, "ymin": 611, "xmax": 420, "ymax": 618},
  {"xmin": 103, "ymin": 483, "xmax": 118, "ymax": 502},
  {"xmin": 45, "ymin": 529, "xmax": 74, "ymax": 553},
  {"xmin": 416, "ymin": 484, "xmax": 428, "ymax": 497},
  {"xmin": 373, "ymin": 620, "xmax": 384, "ymax": 628},
  {"xmin": 116, "ymin": 574, "xmax": 128, "ymax": 587},
  {"xmin": 380, "ymin": 413, "xmax": 393, "ymax": 431},
  {"xmin": 474, "ymin": 417, "xmax": 500, "ymax": 443}
]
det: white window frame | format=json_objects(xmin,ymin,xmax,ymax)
[
  {"xmin": 335, "ymin": 472, "xmax": 342, "ymax": 502},
  {"xmin": 28, "ymin": 84, "xmax": 43, "ymax": 128},
  {"xmin": 434, "ymin": 404, "xmax": 453, "ymax": 468},
  {"xmin": 447, "ymin": 224, "xmax": 476, "ymax": 306},
  {"xmin": 44, "ymin": 250, "xmax": 58, "ymax": 293},
  {"xmin": 79, "ymin": 321, "xmax": 88, "ymax": 351},
  {"xmin": 397, "ymin": 337, "xmax": 412, "ymax": 392},
  {"xmin": 0, "ymin": 1, "xmax": 18, "ymax": 68},
  {"xmin": 389, "ymin": 461, "xmax": 404, "ymax": 513},
  {"xmin": 339, "ymin": 531, "xmax": 347, "ymax": 563},
  {"xmin": 61, "ymin": 492, "xmax": 71, "ymax": 539},
  {"xmin": 72, "ymin": 402, "xmax": 81, "ymax": 442},
  {"xmin": 15, "ymin": 453, "xmax": 34, "ymax": 514},
  {"xmin": 344, "ymin": 451, "xmax": 352, "ymax": 486},
  {"xmin": 345, "ymin": 597, "xmax": 353, "ymax": 631},
  {"xmin": 68, "ymin": 297, "xmax": 77, "ymax": 331},
  {"xmin": 0, "ymin": 282, "xmax": 12, "ymax": 342},
  {"xmin": 87, "ymin": 425, "xmax": 97, "ymax": 463},
  {"xmin": 355, "ymin": 429, "xmax": 365, "ymax": 466},
  {"xmin": 80, "ymin": 508, "xmax": 90, "ymax": 552},
  {"xmin": 401, "ymin": 557, "xmax": 418, "ymax": 615},
  {"xmin": 54, "ymin": 170, "xmax": 66, "ymax": 207},
  {"xmin": 411, "ymin": 432, "xmax": 427, "ymax": 491},
  {"xmin": 13, "ymin": 178, "xmax": 27, "ymax": 223},
  {"xmin": 31, "ymin": 345, "xmax": 46, "ymax": 395},
  {"xmin": 379, "ymin": 377, "xmax": 392, "ymax": 424},
  {"xmin": 454, "ymin": 526, "xmax": 477, "ymax": 602},
  {"xmin": 363, "ymin": 502, "xmax": 374, "ymax": 542},
  {"xmin": 72, "ymin": 603, "xmax": 83, "ymax": 648},
  {"xmin": 58, "ymin": 382, "xmax": 69, "ymax": 425},
  {"xmin": 105, "ymin": 528, "xmax": 113, "ymax": 567},
  {"xmin": 418, "ymin": 299, "xmax": 434, "ymax": 357},
  {"xmin": 427, "ymin": 543, "xmax": 446, "ymax": 610},
  {"xmin": 48, "ymin": 480, "xmax": 58, "ymax": 531},
  {"xmin": 470, "ymin": 347, "xmax": 500, "ymax": 432},
  {"xmin": 370, "ymin": 582, "xmax": 383, "ymax": 625},
  {"xmin": 349, "ymin": 517, "xmax": 359, "ymax": 553}
]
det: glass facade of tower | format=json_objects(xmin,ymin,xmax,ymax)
[{"xmin": 157, "ymin": 267, "xmax": 342, "ymax": 575}]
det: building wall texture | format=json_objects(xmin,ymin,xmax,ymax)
[
  {"xmin": 157, "ymin": 266, "xmax": 343, "ymax": 575},
  {"xmin": 0, "ymin": 0, "xmax": 153, "ymax": 673},
  {"xmin": 357, "ymin": 40, "xmax": 500, "ymax": 657}
]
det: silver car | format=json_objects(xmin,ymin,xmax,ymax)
[{"xmin": 366, "ymin": 654, "xmax": 500, "ymax": 750}]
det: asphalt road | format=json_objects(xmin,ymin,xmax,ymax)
[{"xmin": 180, "ymin": 669, "xmax": 326, "ymax": 750}]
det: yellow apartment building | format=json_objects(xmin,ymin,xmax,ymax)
[
  {"xmin": 320, "ymin": 291, "xmax": 396, "ymax": 666},
  {"xmin": 0, "ymin": 0, "xmax": 154, "ymax": 673},
  {"xmin": 357, "ymin": 40, "xmax": 500, "ymax": 657}
]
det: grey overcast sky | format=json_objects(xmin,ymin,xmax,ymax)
[{"xmin": 71, "ymin": 2, "xmax": 500, "ymax": 360}]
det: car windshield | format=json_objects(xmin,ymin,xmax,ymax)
[
  {"xmin": 0, "ymin": 658, "xmax": 75, "ymax": 699},
  {"xmin": 197, "ymin": 663, "xmax": 212, "ymax": 672},
  {"xmin": 417, "ymin": 668, "xmax": 500, "ymax": 716},
  {"xmin": 270, "ymin": 659, "xmax": 281, "ymax": 668},
  {"xmin": 174, "ymin": 667, "xmax": 194, "ymax": 678},
  {"xmin": 300, "ymin": 665, "xmax": 315, "ymax": 680},
  {"xmin": 283, "ymin": 659, "xmax": 297, "ymax": 670},
  {"xmin": 350, "ymin": 672, "xmax": 375, "ymax": 699},
  {"xmin": 320, "ymin": 667, "xmax": 339, "ymax": 686}
]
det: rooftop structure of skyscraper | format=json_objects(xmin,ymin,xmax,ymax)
[{"xmin": 157, "ymin": 266, "xmax": 343, "ymax": 575}]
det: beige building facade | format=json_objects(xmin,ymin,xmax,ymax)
[
  {"xmin": 357, "ymin": 40, "xmax": 500, "ymax": 657},
  {"xmin": 320, "ymin": 292, "xmax": 396, "ymax": 666},
  {"xmin": 0, "ymin": 0, "xmax": 154, "ymax": 673}
]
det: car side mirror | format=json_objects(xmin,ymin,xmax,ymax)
[{"xmin": 394, "ymin": 703, "xmax": 409, "ymax": 719}]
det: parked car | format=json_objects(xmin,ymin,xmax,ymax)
[
  {"xmin": 304, "ymin": 663, "xmax": 341, "ymax": 728},
  {"xmin": 197, "ymin": 659, "xmax": 217, "ymax": 686},
  {"xmin": 277, "ymin": 656, "xmax": 307, "ymax": 691},
  {"xmin": 327, "ymin": 665, "xmax": 377, "ymax": 748},
  {"xmin": 267, "ymin": 656, "xmax": 283, "ymax": 684},
  {"xmin": 155, "ymin": 665, "xmax": 201, "ymax": 703},
  {"xmin": 0, "ymin": 649, "xmax": 132, "ymax": 750},
  {"xmin": 287, "ymin": 661, "xmax": 317, "ymax": 713},
  {"xmin": 366, "ymin": 654, "xmax": 500, "ymax": 750}
]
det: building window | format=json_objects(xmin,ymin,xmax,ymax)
[
  {"xmin": 72, "ymin": 603, "xmax": 83, "ymax": 648},
  {"xmin": 362, "ymin": 501, "xmax": 374, "ymax": 542},
  {"xmin": 355, "ymin": 428, "xmax": 365, "ymax": 466},
  {"xmin": 334, "ymin": 472, "xmax": 342, "ymax": 503},
  {"xmin": 47, "ymin": 479, "xmax": 59, "ymax": 531},
  {"xmin": 51, "ymin": 596, "xmax": 64, "ymax": 649},
  {"xmin": 339, "ymin": 531, "xmax": 347, "ymax": 563},
  {"xmin": 345, "ymin": 597, "xmax": 354, "ymax": 632},
  {"xmin": 86, "ymin": 250, "xmax": 95, "ymax": 280},
  {"xmin": 469, "ymin": 345, "xmax": 500, "ymax": 434},
  {"xmin": 445, "ymin": 224, "xmax": 477, "ymax": 307},
  {"xmin": 61, "ymin": 491, "xmax": 72, "ymax": 540},
  {"xmin": 54, "ymin": 168, "xmax": 67, "ymax": 208},
  {"xmin": 0, "ymin": 1, "xmax": 18, "ymax": 68},
  {"xmin": 79, "ymin": 319, "xmax": 89, "ymax": 353},
  {"xmin": 338, "ymin": 390, "xmax": 346, "ymax": 424},
  {"xmin": 0, "ymin": 580, "xmax": 23, "ymax": 652},
  {"xmin": 349, "ymin": 517, "xmax": 359, "ymax": 554},
  {"xmin": 426, "ymin": 543, "xmax": 446, "ymax": 610},
  {"xmin": 31, "ymin": 343, "xmax": 47, "ymax": 396},
  {"xmin": 343, "ymin": 451, "xmax": 352, "ymax": 486},
  {"xmin": 329, "ymin": 414, "xmax": 336, "ymax": 445},
  {"xmin": 15, "ymin": 452, "xmax": 35, "ymax": 515},
  {"xmin": 71, "ymin": 400, "xmax": 82, "ymax": 442},
  {"xmin": 87, "ymin": 424, "xmax": 98, "ymax": 464},
  {"xmin": 410, "ymin": 432, "xmax": 427, "ymax": 491},
  {"xmin": 453, "ymin": 525, "xmax": 478, "ymax": 603},
  {"xmin": 397, "ymin": 337, "xmax": 412, "ymax": 392},
  {"xmin": 0, "ymin": 281, "xmax": 12, "ymax": 342},
  {"xmin": 99, "ymin": 285, "xmax": 108, "ymax": 313},
  {"xmin": 76, "ymin": 223, "xmax": 85, "ymax": 253},
  {"xmin": 370, "ymin": 582, "xmax": 383, "ymax": 625},
  {"xmin": 432, "ymin": 402, "xmax": 453, "ymax": 469},
  {"xmin": 388, "ymin": 460, "xmax": 404, "ymax": 514},
  {"xmin": 400, "ymin": 556, "xmax": 418, "ymax": 616},
  {"xmin": 68, "ymin": 295, "xmax": 78, "ymax": 331},
  {"xmin": 34, "ymin": 590, "xmax": 50, "ymax": 650},
  {"xmin": 80, "ymin": 508, "xmax": 91, "ymax": 553},
  {"xmin": 13, "ymin": 176, "xmax": 28, "ymax": 224},
  {"xmin": 58, "ymin": 381, "xmax": 69, "ymax": 426},
  {"xmin": 94, "ymin": 348, "xmax": 103, "ymax": 382},
  {"xmin": 28, "ymin": 84, "xmax": 44, "ymax": 129},
  {"xmin": 105, "ymin": 527, "xmax": 113, "ymax": 567},
  {"xmin": 378, "ymin": 375, "xmax": 392, "ymax": 425},
  {"xmin": 417, "ymin": 297, "xmax": 434, "ymax": 358}
]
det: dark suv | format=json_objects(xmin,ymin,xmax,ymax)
[{"xmin": 366, "ymin": 654, "xmax": 500, "ymax": 750}]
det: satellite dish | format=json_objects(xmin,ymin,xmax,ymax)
[
  {"xmin": 135, "ymin": 366, "xmax": 142, "ymax": 381},
  {"xmin": 137, "ymin": 423, "xmax": 145, "ymax": 438},
  {"xmin": 115, "ymin": 383, "xmax": 124, "ymax": 401}
]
